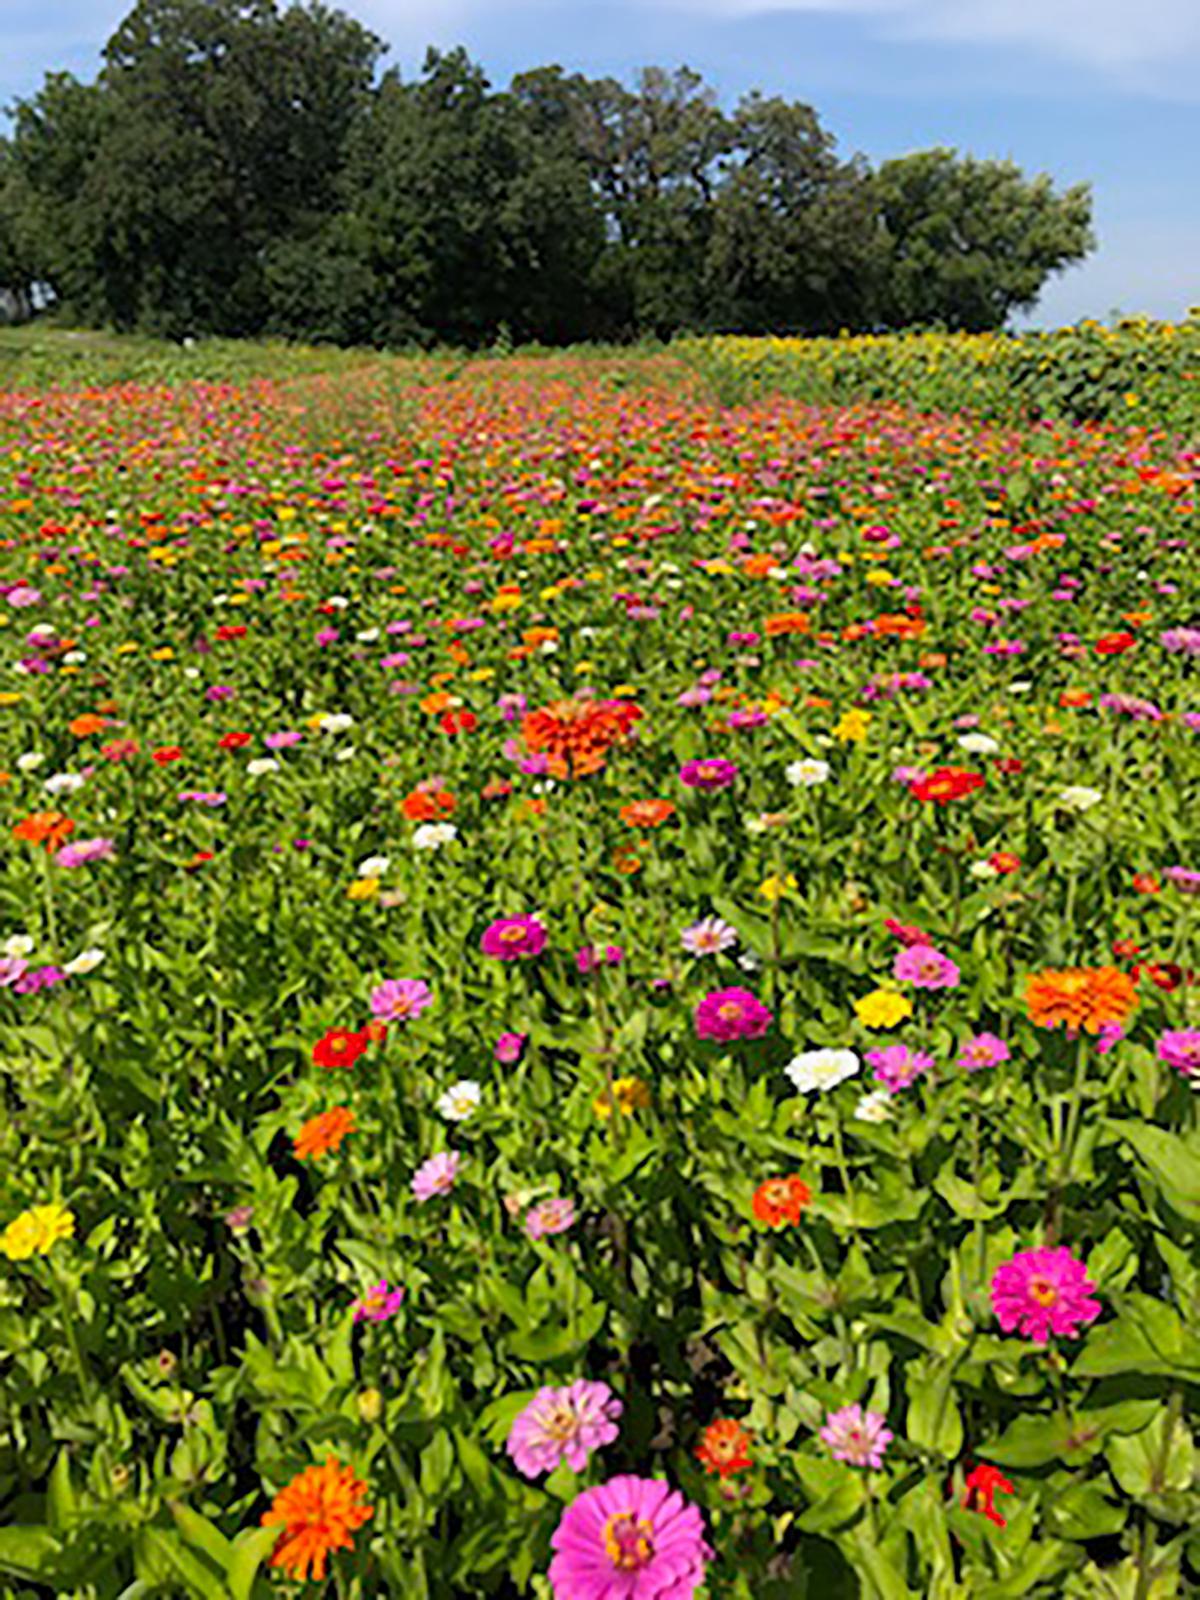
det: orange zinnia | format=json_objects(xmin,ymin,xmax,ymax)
[
  {"xmin": 293, "ymin": 1107, "xmax": 356, "ymax": 1161},
  {"xmin": 12, "ymin": 811, "xmax": 75, "ymax": 853},
  {"xmin": 401, "ymin": 788, "xmax": 455, "ymax": 822},
  {"xmin": 764, "ymin": 611, "xmax": 811, "ymax": 637},
  {"xmin": 619, "ymin": 799, "xmax": 675, "ymax": 828},
  {"xmin": 68, "ymin": 713, "xmax": 108, "ymax": 737},
  {"xmin": 752, "ymin": 1176, "xmax": 812, "ymax": 1228},
  {"xmin": 261, "ymin": 1456, "xmax": 373, "ymax": 1582},
  {"xmin": 1025, "ymin": 966, "xmax": 1138, "ymax": 1034},
  {"xmin": 696, "ymin": 1418, "xmax": 754, "ymax": 1479},
  {"xmin": 521, "ymin": 697, "xmax": 642, "ymax": 778}
]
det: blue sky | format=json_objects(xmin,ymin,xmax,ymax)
[{"xmin": 4, "ymin": 0, "xmax": 1199, "ymax": 326}]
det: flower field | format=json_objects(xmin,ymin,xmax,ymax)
[{"xmin": 1, "ymin": 344, "xmax": 1198, "ymax": 1599}]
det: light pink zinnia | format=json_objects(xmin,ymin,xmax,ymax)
[
  {"xmin": 893, "ymin": 945, "xmax": 961, "ymax": 989},
  {"xmin": 681, "ymin": 916, "xmax": 738, "ymax": 956},
  {"xmin": 957, "ymin": 1032, "xmax": 1010, "ymax": 1072},
  {"xmin": 548, "ymin": 1476, "xmax": 712, "ymax": 1600},
  {"xmin": 1156, "ymin": 1030, "xmax": 1200, "ymax": 1080},
  {"xmin": 54, "ymin": 837, "xmax": 116, "ymax": 869},
  {"xmin": 525, "ymin": 1196, "xmax": 577, "ymax": 1240},
  {"xmin": 990, "ymin": 1246, "xmax": 1101, "ymax": 1343},
  {"xmin": 0, "ymin": 955, "xmax": 30, "ymax": 988},
  {"xmin": 506, "ymin": 1381, "xmax": 623, "ymax": 1478},
  {"xmin": 693, "ymin": 987, "xmax": 773, "ymax": 1042},
  {"xmin": 820, "ymin": 1404, "xmax": 893, "ymax": 1469},
  {"xmin": 412, "ymin": 1151, "xmax": 460, "ymax": 1203},
  {"xmin": 369, "ymin": 977, "xmax": 433, "ymax": 1022},
  {"xmin": 481, "ymin": 914, "xmax": 547, "ymax": 960},
  {"xmin": 351, "ymin": 1279, "xmax": 405, "ymax": 1323}
]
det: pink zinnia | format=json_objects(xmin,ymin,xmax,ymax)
[
  {"xmin": 957, "ymin": 1032, "xmax": 1010, "ymax": 1072},
  {"xmin": 883, "ymin": 918, "xmax": 931, "ymax": 949},
  {"xmin": 868, "ymin": 1043, "xmax": 933, "ymax": 1093},
  {"xmin": 819, "ymin": 1404, "xmax": 893, "ymax": 1469},
  {"xmin": 0, "ymin": 955, "xmax": 30, "ymax": 988},
  {"xmin": 525, "ymin": 1197, "xmax": 577, "ymax": 1240},
  {"xmin": 678, "ymin": 758, "xmax": 738, "ymax": 790},
  {"xmin": 481, "ymin": 915, "xmax": 547, "ymax": 960},
  {"xmin": 506, "ymin": 1381, "xmax": 623, "ymax": 1478},
  {"xmin": 577, "ymin": 944, "xmax": 624, "ymax": 974},
  {"xmin": 412, "ymin": 1151, "xmax": 460, "ymax": 1203},
  {"xmin": 369, "ymin": 977, "xmax": 433, "ymax": 1022},
  {"xmin": 893, "ymin": 945, "xmax": 961, "ymax": 989},
  {"xmin": 351, "ymin": 1279, "xmax": 405, "ymax": 1323},
  {"xmin": 693, "ymin": 987, "xmax": 773, "ymax": 1042},
  {"xmin": 495, "ymin": 1031, "xmax": 528, "ymax": 1064},
  {"xmin": 548, "ymin": 1476, "xmax": 712, "ymax": 1600},
  {"xmin": 54, "ymin": 837, "xmax": 116, "ymax": 869},
  {"xmin": 990, "ymin": 1246, "xmax": 1101, "ymax": 1343},
  {"xmin": 1157, "ymin": 1030, "xmax": 1200, "ymax": 1080}
]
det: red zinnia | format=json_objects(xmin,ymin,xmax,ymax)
[
  {"xmin": 312, "ymin": 1028, "xmax": 369, "ymax": 1070},
  {"xmin": 752, "ymin": 1176, "xmax": 811, "ymax": 1228},
  {"xmin": 152, "ymin": 746, "xmax": 184, "ymax": 765},
  {"xmin": 962, "ymin": 1463, "xmax": 1015, "ymax": 1528},
  {"xmin": 1094, "ymin": 632, "xmax": 1136, "ymax": 656},
  {"xmin": 911, "ymin": 767, "xmax": 985, "ymax": 805},
  {"xmin": 218, "ymin": 731, "xmax": 252, "ymax": 750}
]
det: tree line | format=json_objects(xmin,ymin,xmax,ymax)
[{"xmin": 0, "ymin": 0, "xmax": 1095, "ymax": 345}]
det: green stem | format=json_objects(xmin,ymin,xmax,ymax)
[{"xmin": 49, "ymin": 1263, "xmax": 97, "ymax": 1406}]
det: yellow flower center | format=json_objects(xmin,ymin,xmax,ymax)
[
  {"xmin": 1029, "ymin": 1276, "xmax": 1059, "ymax": 1308},
  {"xmin": 603, "ymin": 1512, "xmax": 655, "ymax": 1572}
]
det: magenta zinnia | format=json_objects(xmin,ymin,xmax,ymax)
[
  {"xmin": 506, "ymin": 1381, "xmax": 623, "ymax": 1478},
  {"xmin": 693, "ymin": 987, "xmax": 773, "ymax": 1042},
  {"xmin": 548, "ymin": 1476, "xmax": 712, "ymax": 1600},
  {"xmin": 481, "ymin": 915, "xmax": 547, "ymax": 960},
  {"xmin": 990, "ymin": 1246, "xmax": 1101, "ymax": 1343}
]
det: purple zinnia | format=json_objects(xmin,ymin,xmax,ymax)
[
  {"xmin": 506, "ymin": 1381, "xmax": 623, "ymax": 1478},
  {"xmin": 693, "ymin": 987, "xmax": 773, "ymax": 1042},
  {"xmin": 54, "ymin": 837, "xmax": 116, "ymax": 869},
  {"xmin": 548, "ymin": 1476, "xmax": 712, "ymax": 1600},
  {"xmin": 678, "ymin": 758, "xmax": 738, "ymax": 790},
  {"xmin": 369, "ymin": 977, "xmax": 433, "ymax": 1022},
  {"xmin": 412, "ymin": 1151, "xmax": 460, "ymax": 1203},
  {"xmin": 481, "ymin": 915, "xmax": 547, "ymax": 960}
]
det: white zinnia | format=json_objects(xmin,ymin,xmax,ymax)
[
  {"xmin": 957, "ymin": 733, "xmax": 999, "ymax": 755},
  {"xmin": 357, "ymin": 855, "xmax": 391, "ymax": 878},
  {"xmin": 319, "ymin": 712, "xmax": 354, "ymax": 734},
  {"xmin": 3, "ymin": 934, "xmax": 34, "ymax": 959},
  {"xmin": 17, "ymin": 752, "xmax": 46, "ymax": 772},
  {"xmin": 412, "ymin": 823, "xmax": 457, "ymax": 851},
  {"xmin": 436, "ymin": 1080, "xmax": 481, "ymax": 1121},
  {"xmin": 1059, "ymin": 785, "xmax": 1102, "ymax": 812},
  {"xmin": 246, "ymin": 758, "xmax": 279, "ymax": 777},
  {"xmin": 854, "ymin": 1091, "xmax": 893, "ymax": 1123},
  {"xmin": 44, "ymin": 772, "xmax": 84, "ymax": 795},
  {"xmin": 786, "ymin": 758, "xmax": 831, "ymax": 788},
  {"xmin": 64, "ymin": 948, "xmax": 105, "ymax": 975},
  {"xmin": 785, "ymin": 1048, "xmax": 861, "ymax": 1094}
]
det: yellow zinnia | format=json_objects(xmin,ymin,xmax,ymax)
[
  {"xmin": 1, "ymin": 1202, "xmax": 75, "ymax": 1261},
  {"xmin": 833, "ymin": 709, "xmax": 871, "ymax": 744},
  {"xmin": 854, "ymin": 990, "xmax": 913, "ymax": 1029},
  {"xmin": 593, "ymin": 1077, "xmax": 652, "ymax": 1119}
]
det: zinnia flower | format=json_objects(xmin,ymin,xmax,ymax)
[
  {"xmin": 785, "ymin": 1048, "xmax": 860, "ymax": 1093},
  {"xmin": 990, "ymin": 1246, "xmax": 1101, "ymax": 1343},
  {"xmin": 294, "ymin": 1107, "xmax": 356, "ymax": 1161},
  {"xmin": 548, "ymin": 1476, "xmax": 712, "ymax": 1600},
  {"xmin": 436, "ymin": 1080, "xmax": 482, "ymax": 1120},
  {"xmin": 680, "ymin": 916, "xmax": 738, "ymax": 956},
  {"xmin": 495, "ymin": 1031, "xmax": 528, "ymax": 1064},
  {"xmin": 261, "ymin": 1457, "xmax": 373, "ymax": 1582},
  {"xmin": 893, "ymin": 945, "xmax": 960, "ymax": 989},
  {"xmin": 854, "ymin": 989, "xmax": 913, "ymax": 1029},
  {"xmin": 1025, "ymin": 966, "xmax": 1137, "ymax": 1033},
  {"xmin": 695, "ymin": 1418, "xmax": 753, "ymax": 1479},
  {"xmin": 507, "ymin": 1381, "xmax": 623, "ymax": 1478},
  {"xmin": 481, "ymin": 915, "xmax": 547, "ymax": 960},
  {"xmin": 752, "ymin": 1176, "xmax": 811, "ymax": 1227},
  {"xmin": 910, "ymin": 767, "xmax": 984, "ymax": 805},
  {"xmin": 593, "ymin": 1076, "xmax": 651, "ymax": 1119},
  {"xmin": 694, "ymin": 987, "xmax": 773, "ymax": 1042},
  {"xmin": 1, "ymin": 1202, "xmax": 75, "ymax": 1261},
  {"xmin": 522, "ymin": 697, "xmax": 642, "ymax": 777},
  {"xmin": 957, "ymin": 1033, "xmax": 1010, "ymax": 1071},
  {"xmin": 369, "ymin": 977, "xmax": 433, "ymax": 1022},
  {"xmin": 820, "ymin": 1404, "xmax": 893, "ymax": 1468},
  {"xmin": 351, "ymin": 1280, "xmax": 404, "ymax": 1323},
  {"xmin": 868, "ymin": 1043, "xmax": 934, "ymax": 1093},
  {"xmin": 1157, "ymin": 1030, "xmax": 1200, "ymax": 1081},
  {"xmin": 412, "ymin": 1151, "xmax": 460, "ymax": 1202},
  {"xmin": 312, "ymin": 1028, "xmax": 369, "ymax": 1070},
  {"xmin": 525, "ymin": 1196, "xmax": 577, "ymax": 1239},
  {"xmin": 678, "ymin": 758, "xmax": 738, "ymax": 790}
]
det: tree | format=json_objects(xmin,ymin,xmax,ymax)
[
  {"xmin": 706, "ymin": 93, "xmax": 877, "ymax": 334},
  {"xmin": 873, "ymin": 149, "xmax": 1094, "ymax": 331},
  {"xmin": 0, "ymin": 140, "xmax": 35, "ymax": 321}
]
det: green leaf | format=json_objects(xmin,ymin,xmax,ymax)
[
  {"xmin": 47, "ymin": 1449, "xmax": 76, "ymax": 1534},
  {"xmin": 227, "ymin": 1527, "xmax": 279, "ymax": 1600},
  {"xmin": 1104, "ymin": 1121, "xmax": 1200, "ymax": 1222},
  {"xmin": 0, "ymin": 1526, "xmax": 63, "ymax": 1582},
  {"xmin": 1107, "ymin": 1411, "xmax": 1195, "ymax": 1501},
  {"xmin": 905, "ymin": 1358, "xmax": 963, "ymax": 1459}
]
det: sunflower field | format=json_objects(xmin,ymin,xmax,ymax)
[{"xmin": 0, "ymin": 337, "xmax": 1198, "ymax": 1600}]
